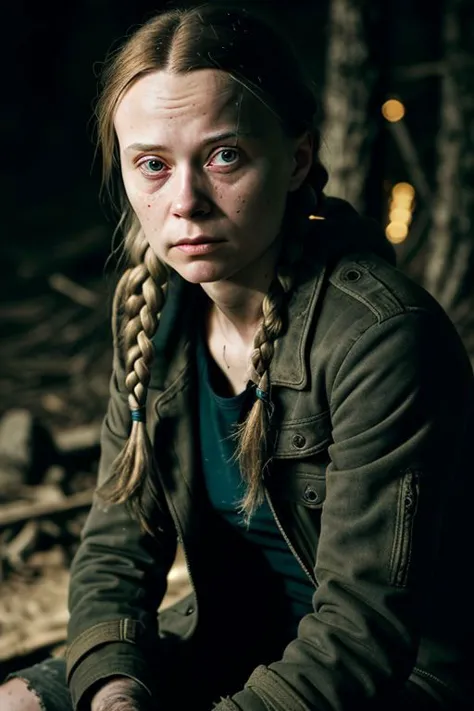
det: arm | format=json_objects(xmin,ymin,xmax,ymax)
[
  {"xmin": 66, "ymin": 348, "xmax": 177, "ymax": 710},
  {"xmin": 90, "ymin": 677, "xmax": 151, "ymax": 711},
  {"xmin": 215, "ymin": 308, "xmax": 472, "ymax": 711}
]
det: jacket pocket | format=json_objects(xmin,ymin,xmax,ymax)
[
  {"xmin": 389, "ymin": 468, "xmax": 420, "ymax": 588},
  {"xmin": 271, "ymin": 470, "xmax": 327, "ymax": 509}
]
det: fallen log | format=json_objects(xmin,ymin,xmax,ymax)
[
  {"xmin": 0, "ymin": 489, "xmax": 94, "ymax": 530},
  {"xmin": 55, "ymin": 423, "xmax": 102, "ymax": 453}
]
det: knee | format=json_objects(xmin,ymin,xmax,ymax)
[{"xmin": 0, "ymin": 678, "xmax": 43, "ymax": 710}]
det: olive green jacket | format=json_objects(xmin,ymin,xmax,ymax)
[{"xmin": 65, "ymin": 203, "xmax": 474, "ymax": 710}]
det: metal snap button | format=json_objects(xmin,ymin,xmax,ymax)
[
  {"xmin": 292, "ymin": 433, "xmax": 306, "ymax": 449},
  {"xmin": 343, "ymin": 268, "xmax": 362, "ymax": 282},
  {"xmin": 303, "ymin": 485, "xmax": 320, "ymax": 504}
]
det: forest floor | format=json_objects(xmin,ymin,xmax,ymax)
[{"xmin": 0, "ymin": 228, "xmax": 192, "ymax": 677}]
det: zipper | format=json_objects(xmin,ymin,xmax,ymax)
[
  {"xmin": 265, "ymin": 488, "xmax": 316, "ymax": 587},
  {"xmin": 391, "ymin": 469, "xmax": 419, "ymax": 588},
  {"xmin": 412, "ymin": 666, "xmax": 459, "ymax": 700}
]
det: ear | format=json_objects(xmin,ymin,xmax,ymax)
[{"xmin": 288, "ymin": 131, "xmax": 313, "ymax": 192}]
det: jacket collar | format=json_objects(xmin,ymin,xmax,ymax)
[{"xmin": 270, "ymin": 250, "xmax": 327, "ymax": 390}]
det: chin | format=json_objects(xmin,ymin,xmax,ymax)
[{"xmin": 173, "ymin": 260, "xmax": 232, "ymax": 285}]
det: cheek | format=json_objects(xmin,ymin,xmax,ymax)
[
  {"xmin": 229, "ymin": 171, "xmax": 288, "ymax": 229},
  {"xmin": 123, "ymin": 179, "xmax": 162, "ymax": 226},
  {"xmin": 237, "ymin": 160, "xmax": 288, "ymax": 207},
  {"xmin": 122, "ymin": 169, "xmax": 157, "ymax": 209}
]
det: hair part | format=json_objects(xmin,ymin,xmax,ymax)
[{"xmin": 95, "ymin": 4, "xmax": 327, "ymax": 533}]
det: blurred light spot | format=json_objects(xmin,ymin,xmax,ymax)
[
  {"xmin": 382, "ymin": 99, "xmax": 406, "ymax": 122},
  {"xmin": 386, "ymin": 222, "xmax": 409, "ymax": 243},
  {"xmin": 392, "ymin": 182, "xmax": 415, "ymax": 199},
  {"xmin": 308, "ymin": 214, "xmax": 325, "ymax": 220},
  {"xmin": 389, "ymin": 207, "xmax": 412, "ymax": 224},
  {"xmin": 386, "ymin": 181, "xmax": 415, "ymax": 244}
]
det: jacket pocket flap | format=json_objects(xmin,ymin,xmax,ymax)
[
  {"xmin": 273, "ymin": 410, "xmax": 331, "ymax": 459},
  {"xmin": 271, "ymin": 472, "xmax": 326, "ymax": 508}
]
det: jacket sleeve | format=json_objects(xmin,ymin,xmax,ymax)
[
  {"xmin": 65, "ymin": 347, "xmax": 177, "ymax": 710},
  {"xmin": 214, "ymin": 308, "xmax": 472, "ymax": 711}
]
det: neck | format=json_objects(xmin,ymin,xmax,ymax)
[{"xmin": 201, "ymin": 238, "xmax": 281, "ymax": 343}]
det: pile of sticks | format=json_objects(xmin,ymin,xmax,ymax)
[
  {"xmin": 0, "ymin": 420, "xmax": 100, "ymax": 665},
  {"xmin": 0, "ymin": 423, "xmax": 191, "ymax": 668}
]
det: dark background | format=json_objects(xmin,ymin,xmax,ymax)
[
  {"xmin": 1, "ymin": 0, "xmax": 472, "ymax": 676},
  {"xmin": 3, "ymin": 0, "xmax": 442, "ymax": 268}
]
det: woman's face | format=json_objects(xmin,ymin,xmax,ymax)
[{"xmin": 114, "ymin": 69, "xmax": 311, "ymax": 285}]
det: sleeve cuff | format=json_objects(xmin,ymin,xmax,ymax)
[
  {"xmin": 213, "ymin": 688, "xmax": 269, "ymax": 711},
  {"xmin": 68, "ymin": 641, "xmax": 154, "ymax": 710}
]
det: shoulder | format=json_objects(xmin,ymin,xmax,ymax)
[
  {"xmin": 298, "ymin": 211, "xmax": 451, "ymax": 332},
  {"xmin": 296, "ymin": 239, "xmax": 471, "ymax": 390},
  {"xmin": 326, "ymin": 251, "xmax": 444, "ymax": 324},
  {"xmin": 300, "ymin": 213, "xmax": 439, "ymax": 323},
  {"xmin": 326, "ymin": 250, "xmax": 463, "ymax": 351}
]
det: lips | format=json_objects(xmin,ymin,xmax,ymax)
[
  {"xmin": 173, "ymin": 237, "xmax": 224, "ymax": 256},
  {"xmin": 174, "ymin": 236, "xmax": 223, "ymax": 246}
]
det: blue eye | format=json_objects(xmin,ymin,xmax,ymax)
[
  {"xmin": 141, "ymin": 158, "xmax": 165, "ymax": 174},
  {"xmin": 213, "ymin": 148, "xmax": 239, "ymax": 165}
]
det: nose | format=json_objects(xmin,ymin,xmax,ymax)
[{"xmin": 171, "ymin": 166, "xmax": 212, "ymax": 219}]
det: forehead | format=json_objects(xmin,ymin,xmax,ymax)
[{"xmin": 114, "ymin": 68, "xmax": 277, "ymax": 146}]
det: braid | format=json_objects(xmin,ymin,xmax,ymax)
[
  {"xmin": 235, "ymin": 236, "xmax": 304, "ymax": 522},
  {"xmin": 97, "ymin": 226, "xmax": 168, "ymax": 535},
  {"xmin": 123, "ymin": 240, "xmax": 163, "ymax": 410}
]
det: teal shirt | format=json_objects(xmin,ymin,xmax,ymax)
[{"xmin": 196, "ymin": 331, "xmax": 314, "ymax": 638}]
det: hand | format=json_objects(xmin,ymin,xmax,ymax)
[{"xmin": 90, "ymin": 676, "xmax": 151, "ymax": 711}]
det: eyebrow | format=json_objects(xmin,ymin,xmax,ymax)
[{"xmin": 125, "ymin": 130, "xmax": 255, "ymax": 153}]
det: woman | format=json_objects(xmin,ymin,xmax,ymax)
[{"xmin": 1, "ymin": 4, "xmax": 472, "ymax": 711}]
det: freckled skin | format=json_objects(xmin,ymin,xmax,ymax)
[{"xmin": 114, "ymin": 69, "xmax": 311, "ymax": 290}]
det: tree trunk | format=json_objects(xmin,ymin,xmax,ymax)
[
  {"xmin": 423, "ymin": 0, "xmax": 474, "ymax": 354},
  {"xmin": 320, "ymin": 0, "xmax": 380, "ymax": 213}
]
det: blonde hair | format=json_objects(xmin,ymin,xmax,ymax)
[{"xmin": 95, "ymin": 4, "xmax": 328, "ymax": 532}]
